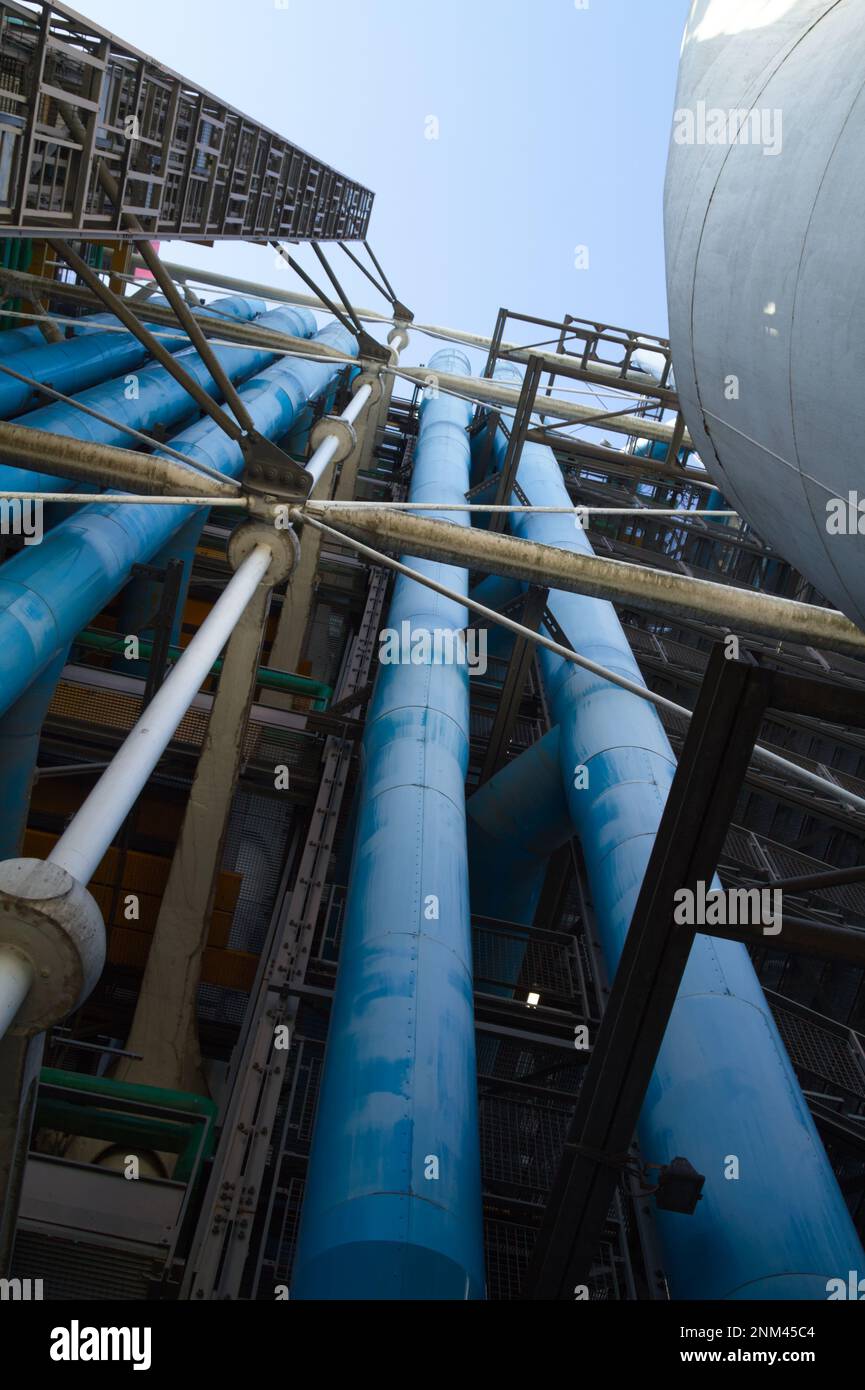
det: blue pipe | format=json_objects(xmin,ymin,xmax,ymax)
[
  {"xmin": 0, "ymin": 320, "xmax": 355, "ymax": 724},
  {"xmin": 0, "ymin": 324, "xmax": 54, "ymax": 356},
  {"xmin": 0, "ymin": 650, "xmax": 68, "ymax": 858},
  {"xmin": 292, "ymin": 349, "xmax": 486, "ymax": 1301},
  {"xmin": 474, "ymin": 404, "xmax": 865, "ymax": 1298},
  {"xmin": 0, "ymin": 296, "xmax": 262, "ymax": 421},
  {"xmin": 0, "ymin": 302, "xmax": 318, "ymax": 828},
  {"xmin": 111, "ymin": 512, "xmax": 208, "ymax": 675},
  {"xmin": 468, "ymin": 727, "xmax": 569, "ymax": 930},
  {"xmin": 468, "ymin": 729, "xmax": 570, "ymax": 1001},
  {"xmin": 0, "ymin": 298, "xmax": 301, "ymax": 505},
  {"xmin": 0, "ymin": 314, "xmax": 132, "ymax": 359},
  {"xmin": 0, "ymin": 310, "xmax": 207, "ymax": 362}
]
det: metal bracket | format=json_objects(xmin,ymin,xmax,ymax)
[
  {"xmin": 241, "ymin": 432, "xmax": 312, "ymax": 503},
  {"xmin": 357, "ymin": 329, "xmax": 391, "ymax": 365}
]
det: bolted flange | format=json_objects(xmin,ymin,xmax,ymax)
[
  {"xmin": 387, "ymin": 326, "xmax": 410, "ymax": 353},
  {"xmin": 0, "ymin": 858, "xmax": 105, "ymax": 1035},
  {"xmin": 227, "ymin": 519, "xmax": 300, "ymax": 585},
  {"xmin": 351, "ymin": 370, "xmax": 384, "ymax": 406},
  {"xmin": 309, "ymin": 415, "xmax": 357, "ymax": 464}
]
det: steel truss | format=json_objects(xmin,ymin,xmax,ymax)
[{"xmin": 0, "ymin": 0, "xmax": 373, "ymax": 239}]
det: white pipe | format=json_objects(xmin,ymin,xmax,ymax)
[
  {"xmin": 48, "ymin": 542, "xmax": 273, "ymax": 886},
  {"xmin": 304, "ymin": 320, "xmax": 406, "ymax": 492},
  {"xmin": 305, "ymin": 383, "xmax": 373, "ymax": 491},
  {"xmin": 0, "ymin": 947, "xmax": 34, "ymax": 1042},
  {"xmin": 343, "ymin": 383, "xmax": 373, "ymax": 425}
]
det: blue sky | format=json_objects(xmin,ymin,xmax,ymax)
[{"xmin": 85, "ymin": 0, "xmax": 691, "ymax": 362}]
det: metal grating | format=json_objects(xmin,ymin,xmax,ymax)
[
  {"xmin": 195, "ymin": 981, "xmax": 249, "ymax": 1029},
  {"xmin": 479, "ymin": 1094, "xmax": 572, "ymax": 1197},
  {"xmin": 771, "ymin": 1003, "xmax": 865, "ymax": 1101},
  {"xmin": 46, "ymin": 673, "xmax": 324, "ymax": 776},
  {"xmin": 484, "ymin": 1217, "xmax": 536, "ymax": 1301},
  {"xmin": 255, "ymin": 1173, "xmax": 305, "ymax": 1298},
  {"xmin": 222, "ymin": 788, "xmax": 295, "ymax": 955},
  {"xmin": 472, "ymin": 924, "xmax": 578, "ymax": 1001},
  {"xmin": 476, "ymin": 1035, "xmax": 582, "ymax": 1093},
  {"xmin": 11, "ymin": 1229, "xmax": 162, "ymax": 1300},
  {"xmin": 276, "ymin": 1035, "xmax": 325, "ymax": 1153}
]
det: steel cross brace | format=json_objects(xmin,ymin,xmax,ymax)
[
  {"xmin": 526, "ymin": 646, "xmax": 865, "ymax": 1299},
  {"xmin": 48, "ymin": 238, "xmax": 313, "ymax": 504},
  {"xmin": 489, "ymin": 355, "xmax": 546, "ymax": 533}
]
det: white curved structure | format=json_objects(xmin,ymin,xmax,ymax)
[{"xmin": 665, "ymin": 0, "xmax": 865, "ymax": 629}]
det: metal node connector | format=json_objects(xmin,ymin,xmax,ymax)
[
  {"xmin": 0, "ymin": 858, "xmax": 105, "ymax": 1037},
  {"xmin": 309, "ymin": 415, "xmax": 357, "ymax": 464},
  {"xmin": 227, "ymin": 522, "xmax": 299, "ymax": 585}
]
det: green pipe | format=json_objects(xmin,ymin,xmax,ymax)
[
  {"xmin": 38, "ymin": 1101, "xmax": 203, "ymax": 1183},
  {"xmin": 38, "ymin": 1100, "xmax": 190, "ymax": 1155},
  {"xmin": 41, "ymin": 1067, "xmax": 217, "ymax": 1120},
  {"xmin": 39, "ymin": 1068, "xmax": 217, "ymax": 1181},
  {"xmin": 73, "ymin": 627, "xmax": 333, "ymax": 707}
]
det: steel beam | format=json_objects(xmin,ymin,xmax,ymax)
[
  {"xmin": 527, "ymin": 648, "xmax": 865, "ymax": 1299},
  {"xmin": 48, "ymin": 240, "xmax": 246, "ymax": 446},
  {"xmin": 137, "ymin": 262, "xmax": 680, "ymax": 404},
  {"xmin": 397, "ymin": 367, "xmax": 689, "ymax": 446},
  {"xmin": 302, "ymin": 503, "xmax": 865, "ymax": 657},
  {"xmin": 263, "ymin": 349, "xmax": 400, "ymax": 703},
  {"xmin": 489, "ymin": 357, "xmax": 544, "ymax": 532},
  {"xmin": 112, "ymin": 582, "xmax": 272, "ymax": 1099},
  {"xmin": 479, "ymin": 586, "xmax": 547, "ymax": 784},
  {"xmin": 128, "ymin": 242, "xmax": 257, "ymax": 437},
  {"xmin": 766, "ymin": 863, "xmax": 865, "ymax": 894},
  {"xmin": 525, "ymin": 431, "xmax": 707, "ymax": 487},
  {"xmin": 708, "ymin": 914, "xmax": 865, "ymax": 968},
  {"xmin": 0, "ymin": 420, "xmax": 238, "ymax": 498},
  {"xmin": 527, "ymin": 648, "xmax": 774, "ymax": 1299}
]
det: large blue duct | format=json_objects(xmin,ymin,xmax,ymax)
[
  {"xmin": 292, "ymin": 349, "xmax": 486, "ymax": 1301},
  {"xmin": 0, "ymin": 319, "xmax": 355, "ymax": 725},
  {"xmin": 0, "ymin": 312, "xmax": 160, "ymax": 359},
  {"xmin": 0, "ymin": 302, "xmax": 320, "ymax": 838},
  {"xmin": 0, "ymin": 301, "xmax": 314, "ymax": 660},
  {"xmin": 471, "ymin": 403, "xmax": 865, "ymax": 1299},
  {"xmin": 0, "ymin": 299, "xmax": 309, "ymax": 502},
  {"xmin": 0, "ymin": 324, "xmax": 59, "ymax": 356},
  {"xmin": 0, "ymin": 652, "xmax": 67, "ymax": 859},
  {"xmin": 0, "ymin": 296, "xmax": 260, "ymax": 420},
  {"xmin": 468, "ymin": 728, "xmax": 569, "ymax": 994}
]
